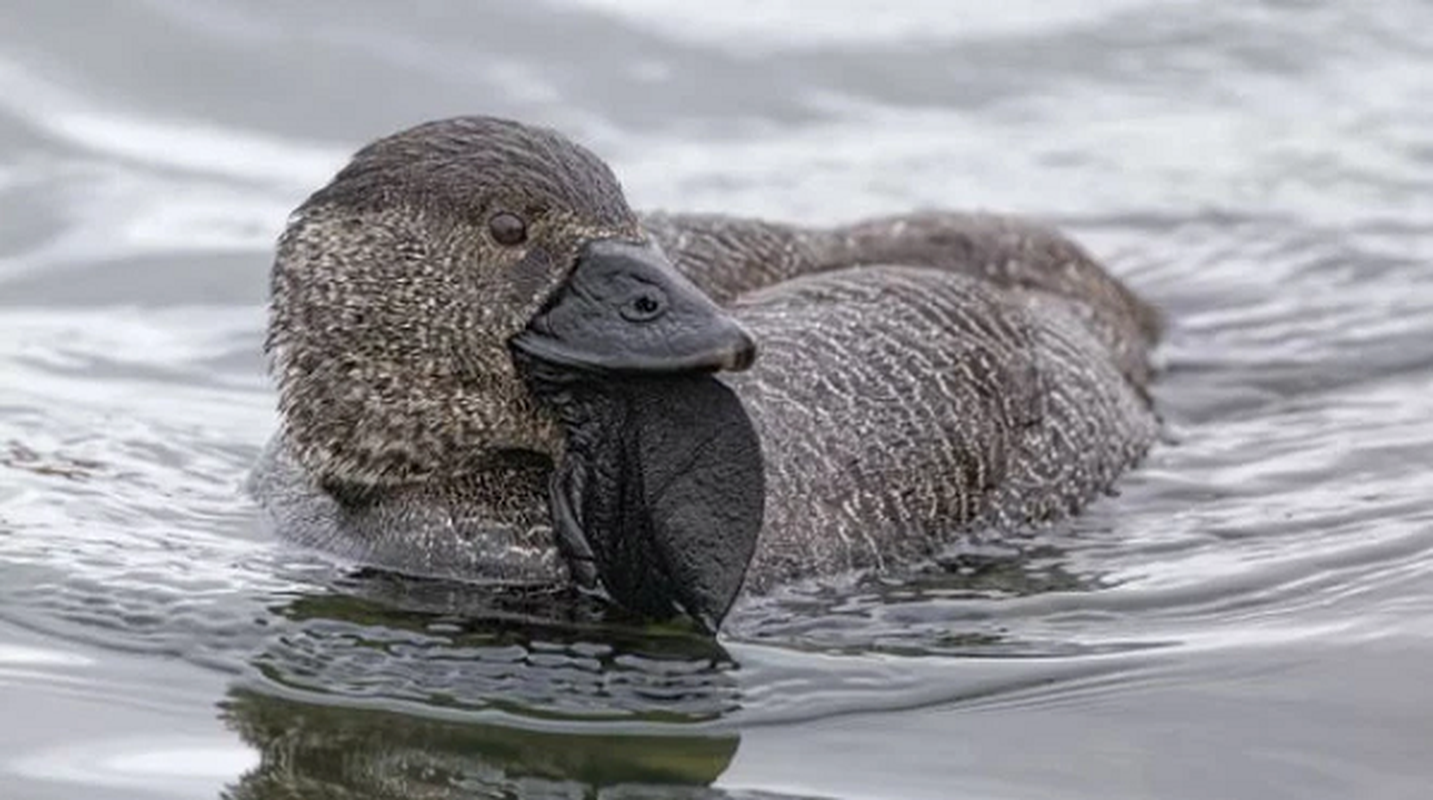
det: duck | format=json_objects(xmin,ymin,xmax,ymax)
[{"xmin": 250, "ymin": 116, "xmax": 1160, "ymax": 632}]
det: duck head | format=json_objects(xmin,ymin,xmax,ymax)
[{"xmin": 269, "ymin": 116, "xmax": 762, "ymax": 631}]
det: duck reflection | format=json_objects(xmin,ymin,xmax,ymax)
[
  {"xmin": 212, "ymin": 521, "xmax": 1105, "ymax": 796},
  {"xmin": 220, "ymin": 688, "xmax": 738, "ymax": 798},
  {"xmin": 219, "ymin": 571, "xmax": 741, "ymax": 798}
]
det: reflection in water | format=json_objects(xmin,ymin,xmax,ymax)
[
  {"xmin": 217, "ymin": 571, "xmax": 743, "ymax": 797},
  {"xmin": 256, "ymin": 570, "xmax": 742, "ymax": 721},
  {"xmin": 213, "ymin": 541, "xmax": 1111, "ymax": 797},
  {"xmin": 220, "ymin": 688, "xmax": 738, "ymax": 799}
]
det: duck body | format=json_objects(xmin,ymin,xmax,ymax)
[
  {"xmin": 648, "ymin": 212, "xmax": 1159, "ymax": 592},
  {"xmin": 249, "ymin": 117, "xmax": 1159, "ymax": 629}
]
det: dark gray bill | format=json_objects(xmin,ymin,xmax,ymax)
[{"xmin": 511, "ymin": 239, "xmax": 756, "ymax": 374}]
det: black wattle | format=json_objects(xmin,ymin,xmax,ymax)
[{"xmin": 539, "ymin": 373, "xmax": 765, "ymax": 632}]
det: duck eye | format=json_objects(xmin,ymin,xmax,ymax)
[{"xmin": 488, "ymin": 212, "xmax": 528, "ymax": 247}]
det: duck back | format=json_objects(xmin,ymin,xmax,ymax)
[{"xmin": 643, "ymin": 213, "xmax": 1160, "ymax": 591}]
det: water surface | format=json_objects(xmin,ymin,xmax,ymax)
[{"xmin": 2, "ymin": 1, "xmax": 1432, "ymax": 798}]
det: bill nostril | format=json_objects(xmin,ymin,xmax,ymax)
[{"xmin": 620, "ymin": 287, "xmax": 667, "ymax": 322}]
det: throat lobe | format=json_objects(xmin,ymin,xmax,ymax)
[{"xmin": 527, "ymin": 367, "xmax": 765, "ymax": 632}]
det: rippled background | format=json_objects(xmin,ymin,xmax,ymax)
[{"xmin": 2, "ymin": 1, "xmax": 1432, "ymax": 798}]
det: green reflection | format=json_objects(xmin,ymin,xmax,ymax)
[
  {"xmin": 252, "ymin": 572, "xmax": 741, "ymax": 722},
  {"xmin": 219, "ymin": 571, "xmax": 742, "ymax": 797},
  {"xmin": 220, "ymin": 687, "xmax": 739, "ymax": 798}
]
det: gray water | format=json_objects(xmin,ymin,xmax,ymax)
[{"xmin": 1, "ymin": 1, "xmax": 1432, "ymax": 798}]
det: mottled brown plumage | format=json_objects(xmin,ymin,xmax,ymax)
[
  {"xmin": 251, "ymin": 116, "xmax": 1160, "ymax": 601},
  {"xmin": 268, "ymin": 118, "xmax": 640, "ymax": 488}
]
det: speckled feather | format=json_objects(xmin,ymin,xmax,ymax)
[
  {"xmin": 251, "ymin": 117, "xmax": 1160, "ymax": 593},
  {"xmin": 267, "ymin": 118, "xmax": 641, "ymax": 488},
  {"xmin": 646, "ymin": 210, "xmax": 1160, "ymax": 590}
]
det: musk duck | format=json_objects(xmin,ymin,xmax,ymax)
[{"xmin": 250, "ymin": 116, "xmax": 1160, "ymax": 632}]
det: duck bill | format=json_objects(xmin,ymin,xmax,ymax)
[{"xmin": 511, "ymin": 239, "xmax": 756, "ymax": 375}]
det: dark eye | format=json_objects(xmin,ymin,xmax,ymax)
[{"xmin": 488, "ymin": 212, "xmax": 527, "ymax": 247}]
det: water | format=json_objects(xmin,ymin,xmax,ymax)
[{"xmin": 1, "ymin": 1, "xmax": 1431, "ymax": 797}]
